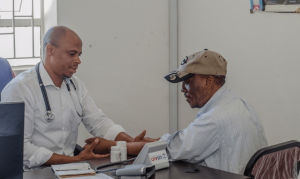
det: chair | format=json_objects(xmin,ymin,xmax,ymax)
[
  {"xmin": 244, "ymin": 140, "xmax": 300, "ymax": 179},
  {"xmin": 0, "ymin": 57, "xmax": 14, "ymax": 101}
]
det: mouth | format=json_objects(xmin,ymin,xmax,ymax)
[
  {"xmin": 184, "ymin": 93, "xmax": 190, "ymax": 101},
  {"xmin": 70, "ymin": 66, "xmax": 78, "ymax": 73}
]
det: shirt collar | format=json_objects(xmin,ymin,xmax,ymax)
[
  {"xmin": 64, "ymin": 77, "xmax": 71, "ymax": 84},
  {"xmin": 39, "ymin": 62, "xmax": 64, "ymax": 87},
  {"xmin": 197, "ymin": 85, "xmax": 227, "ymax": 118}
]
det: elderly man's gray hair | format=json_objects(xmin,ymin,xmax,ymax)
[{"xmin": 42, "ymin": 26, "xmax": 69, "ymax": 61}]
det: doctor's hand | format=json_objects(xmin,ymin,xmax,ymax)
[
  {"xmin": 84, "ymin": 137, "xmax": 115, "ymax": 155},
  {"xmin": 133, "ymin": 130, "xmax": 160, "ymax": 143},
  {"xmin": 77, "ymin": 138, "xmax": 109, "ymax": 160}
]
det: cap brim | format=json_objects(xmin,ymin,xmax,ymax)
[{"xmin": 164, "ymin": 73, "xmax": 195, "ymax": 83}]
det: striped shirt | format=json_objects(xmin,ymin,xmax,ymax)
[{"xmin": 161, "ymin": 85, "xmax": 268, "ymax": 174}]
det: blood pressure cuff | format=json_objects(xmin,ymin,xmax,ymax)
[{"xmin": 111, "ymin": 164, "xmax": 155, "ymax": 179}]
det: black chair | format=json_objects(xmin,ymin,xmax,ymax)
[
  {"xmin": 74, "ymin": 144, "xmax": 83, "ymax": 156},
  {"xmin": 244, "ymin": 140, "xmax": 300, "ymax": 179}
]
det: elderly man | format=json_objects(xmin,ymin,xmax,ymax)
[
  {"xmin": 1, "ymin": 26, "xmax": 150, "ymax": 170},
  {"xmin": 160, "ymin": 49, "xmax": 268, "ymax": 174}
]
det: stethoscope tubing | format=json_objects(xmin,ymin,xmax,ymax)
[
  {"xmin": 36, "ymin": 62, "xmax": 51, "ymax": 112},
  {"xmin": 35, "ymin": 62, "xmax": 84, "ymax": 122}
]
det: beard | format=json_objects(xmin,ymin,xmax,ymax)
[{"xmin": 191, "ymin": 89, "xmax": 210, "ymax": 109}]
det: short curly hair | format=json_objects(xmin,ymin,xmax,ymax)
[{"xmin": 200, "ymin": 75, "xmax": 226, "ymax": 87}]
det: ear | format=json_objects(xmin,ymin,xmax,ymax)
[
  {"xmin": 205, "ymin": 76, "xmax": 215, "ymax": 89},
  {"xmin": 46, "ymin": 43, "xmax": 54, "ymax": 56}
]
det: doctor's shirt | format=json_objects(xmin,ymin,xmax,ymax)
[{"xmin": 1, "ymin": 63, "xmax": 125, "ymax": 170}]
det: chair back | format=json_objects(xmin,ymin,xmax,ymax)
[
  {"xmin": 244, "ymin": 140, "xmax": 300, "ymax": 179},
  {"xmin": 0, "ymin": 57, "xmax": 14, "ymax": 101}
]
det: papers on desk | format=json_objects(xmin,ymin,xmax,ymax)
[
  {"xmin": 67, "ymin": 173, "xmax": 114, "ymax": 179},
  {"xmin": 59, "ymin": 173, "xmax": 113, "ymax": 179},
  {"xmin": 51, "ymin": 162, "xmax": 97, "ymax": 178}
]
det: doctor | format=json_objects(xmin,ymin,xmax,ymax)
[{"xmin": 1, "ymin": 26, "xmax": 151, "ymax": 170}]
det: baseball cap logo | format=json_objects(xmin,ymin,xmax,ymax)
[
  {"xmin": 181, "ymin": 56, "xmax": 189, "ymax": 65},
  {"xmin": 169, "ymin": 70, "xmax": 179, "ymax": 81}
]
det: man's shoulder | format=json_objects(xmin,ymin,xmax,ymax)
[
  {"xmin": 11, "ymin": 67, "xmax": 37, "ymax": 86},
  {"xmin": 200, "ymin": 88, "xmax": 248, "ymax": 120},
  {"xmin": 2, "ymin": 67, "xmax": 37, "ymax": 93}
]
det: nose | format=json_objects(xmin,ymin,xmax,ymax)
[{"xmin": 75, "ymin": 55, "xmax": 81, "ymax": 64}]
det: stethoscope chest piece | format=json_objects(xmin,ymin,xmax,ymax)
[{"xmin": 45, "ymin": 111, "xmax": 55, "ymax": 123}]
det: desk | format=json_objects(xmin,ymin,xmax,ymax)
[{"xmin": 24, "ymin": 157, "xmax": 250, "ymax": 179}]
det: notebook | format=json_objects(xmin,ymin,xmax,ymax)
[{"xmin": 51, "ymin": 162, "xmax": 96, "ymax": 178}]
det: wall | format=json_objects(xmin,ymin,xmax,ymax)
[
  {"xmin": 43, "ymin": 0, "xmax": 57, "ymax": 33},
  {"xmin": 56, "ymin": 0, "xmax": 169, "ymax": 146},
  {"xmin": 177, "ymin": 0, "xmax": 300, "ymax": 145}
]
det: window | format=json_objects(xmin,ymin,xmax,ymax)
[{"xmin": 0, "ymin": 0, "xmax": 43, "ymax": 68}]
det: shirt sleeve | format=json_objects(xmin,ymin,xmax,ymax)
[
  {"xmin": 79, "ymin": 83, "xmax": 125, "ymax": 140},
  {"xmin": 1, "ymin": 81, "xmax": 53, "ymax": 169},
  {"xmin": 160, "ymin": 115, "xmax": 219, "ymax": 163}
]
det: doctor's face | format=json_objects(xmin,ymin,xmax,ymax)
[{"xmin": 49, "ymin": 30, "xmax": 82, "ymax": 78}]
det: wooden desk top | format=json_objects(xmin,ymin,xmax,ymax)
[{"xmin": 23, "ymin": 157, "xmax": 250, "ymax": 179}]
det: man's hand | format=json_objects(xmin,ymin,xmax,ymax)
[
  {"xmin": 84, "ymin": 137, "xmax": 116, "ymax": 154},
  {"xmin": 133, "ymin": 130, "xmax": 160, "ymax": 143},
  {"xmin": 114, "ymin": 131, "xmax": 159, "ymax": 143},
  {"xmin": 77, "ymin": 138, "xmax": 109, "ymax": 160}
]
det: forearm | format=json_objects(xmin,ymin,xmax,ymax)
[
  {"xmin": 43, "ymin": 153, "xmax": 81, "ymax": 166},
  {"xmin": 93, "ymin": 140, "xmax": 117, "ymax": 154},
  {"xmin": 127, "ymin": 142, "xmax": 146, "ymax": 156},
  {"xmin": 89, "ymin": 138, "xmax": 146, "ymax": 156},
  {"xmin": 93, "ymin": 142, "xmax": 145, "ymax": 156},
  {"xmin": 86, "ymin": 137, "xmax": 147, "ymax": 156},
  {"xmin": 115, "ymin": 132, "xmax": 134, "ymax": 142}
]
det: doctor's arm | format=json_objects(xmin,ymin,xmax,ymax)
[{"xmin": 43, "ymin": 138, "xmax": 109, "ymax": 165}]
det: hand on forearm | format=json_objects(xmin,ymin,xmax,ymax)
[
  {"xmin": 85, "ymin": 137, "xmax": 147, "ymax": 156},
  {"xmin": 133, "ymin": 130, "xmax": 160, "ymax": 142},
  {"xmin": 115, "ymin": 132, "xmax": 134, "ymax": 142},
  {"xmin": 84, "ymin": 137, "xmax": 116, "ymax": 154},
  {"xmin": 43, "ymin": 138, "xmax": 109, "ymax": 166},
  {"xmin": 114, "ymin": 130, "xmax": 159, "ymax": 143}
]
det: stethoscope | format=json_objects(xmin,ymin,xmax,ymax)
[{"xmin": 35, "ymin": 62, "xmax": 85, "ymax": 123}]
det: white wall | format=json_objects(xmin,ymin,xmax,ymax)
[
  {"xmin": 177, "ymin": 0, "xmax": 300, "ymax": 145},
  {"xmin": 51, "ymin": 0, "xmax": 300, "ymax": 147},
  {"xmin": 43, "ymin": 0, "xmax": 57, "ymax": 33},
  {"xmin": 56, "ymin": 0, "xmax": 169, "ymax": 146}
]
